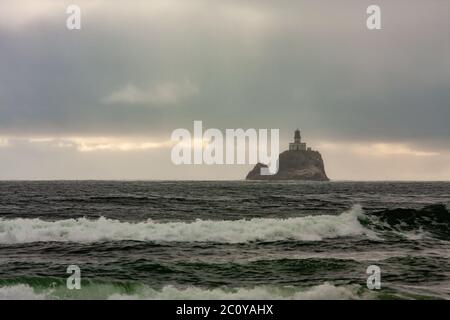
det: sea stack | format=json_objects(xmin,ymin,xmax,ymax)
[{"xmin": 246, "ymin": 129, "xmax": 329, "ymax": 181}]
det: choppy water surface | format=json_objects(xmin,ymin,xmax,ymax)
[{"xmin": 0, "ymin": 181, "xmax": 449, "ymax": 299}]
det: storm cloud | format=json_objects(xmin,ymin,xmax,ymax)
[{"xmin": 0, "ymin": 0, "xmax": 449, "ymax": 179}]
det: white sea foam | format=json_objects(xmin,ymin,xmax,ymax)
[
  {"xmin": 0, "ymin": 205, "xmax": 372, "ymax": 244},
  {"xmin": 109, "ymin": 283, "xmax": 366, "ymax": 300},
  {"xmin": 0, "ymin": 283, "xmax": 368, "ymax": 300},
  {"xmin": 0, "ymin": 284, "xmax": 48, "ymax": 300}
]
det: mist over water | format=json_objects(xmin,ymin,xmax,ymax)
[{"xmin": 0, "ymin": 181, "xmax": 449, "ymax": 300}]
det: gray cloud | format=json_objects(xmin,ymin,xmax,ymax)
[
  {"xmin": 0, "ymin": 0, "xmax": 449, "ymax": 179},
  {"xmin": 102, "ymin": 80, "xmax": 199, "ymax": 106}
]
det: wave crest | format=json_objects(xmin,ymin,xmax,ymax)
[
  {"xmin": 366, "ymin": 204, "xmax": 450, "ymax": 240},
  {"xmin": 0, "ymin": 283, "xmax": 367, "ymax": 300},
  {"xmin": 0, "ymin": 205, "xmax": 371, "ymax": 244}
]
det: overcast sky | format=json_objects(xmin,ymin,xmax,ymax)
[{"xmin": 0, "ymin": 0, "xmax": 449, "ymax": 180}]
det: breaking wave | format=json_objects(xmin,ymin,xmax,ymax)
[
  {"xmin": 0, "ymin": 283, "xmax": 369, "ymax": 300},
  {"xmin": 0, "ymin": 205, "xmax": 371, "ymax": 244},
  {"xmin": 365, "ymin": 204, "xmax": 450, "ymax": 240}
]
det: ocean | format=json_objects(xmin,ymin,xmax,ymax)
[{"xmin": 0, "ymin": 181, "xmax": 449, "ymax": 300}]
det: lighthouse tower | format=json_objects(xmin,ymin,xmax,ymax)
[{"xmin": 289, "ymin": 129, "xmax": 307, "ymax": 151}]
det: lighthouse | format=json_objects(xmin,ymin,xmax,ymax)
[{"xmin": 289, "ymin": 129, "xmax": 307, "ymax": 151}]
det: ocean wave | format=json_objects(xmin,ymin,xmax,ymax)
[
  {"xmin": 0, "ymin": 284, "xmax": 49, "ymax": 300},
  {"xmin": 366, "ymin": 204, "xmax": 450, "ymax": 240},
  {"xmin": 109, "ymin": 283, "xmax": 367, "ymax": 300},
  {"xmin": 0, "ymin": 283, "xmax": 368, "ymax": 300},
  {"xmin": 2, "ymin": 282, "xmax": 446, "ymax": 300},
  {"xmin": 0, "ymin": 205, "xmax": 372, "ymax": 244}
]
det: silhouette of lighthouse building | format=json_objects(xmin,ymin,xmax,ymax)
[{"xmin": 289, "ymin": 129, "xmax": 308, "ymax": 151}]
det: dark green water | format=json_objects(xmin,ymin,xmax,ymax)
[{"xmin": 0, "ymin": 181, "xmax": 449, "ymax": 299}]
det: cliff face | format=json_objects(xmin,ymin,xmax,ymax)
[{"xmin": 246, "ymin": 150, "xmax": 329, "ymax": 181}]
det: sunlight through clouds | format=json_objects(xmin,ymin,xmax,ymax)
[
  {"xmin": 318, "ymin": 142, "xmax": 440, "ymax": 157},
  {"xmin": 102, "ymin": 80, "xmax": 199, "ymax": 106},
  {"xmin": 28, "ymin": 137, "xmax": 173, "ymax": 152},
  {"xmin": 0, "ymin": 138, "xmax": 10, "ymax": 147},
  {"xmin": 0, "ymin": 0, "xmax": 449, "ymax": 180}
]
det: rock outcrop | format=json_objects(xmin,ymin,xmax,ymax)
[{"xmin": 246, "ymin": 149, "xmax": 329, "ymax": 181}]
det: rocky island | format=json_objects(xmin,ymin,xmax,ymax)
[{"xmin": 246, "ymin": 129, "xmax": 329, "ymax": 181}]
